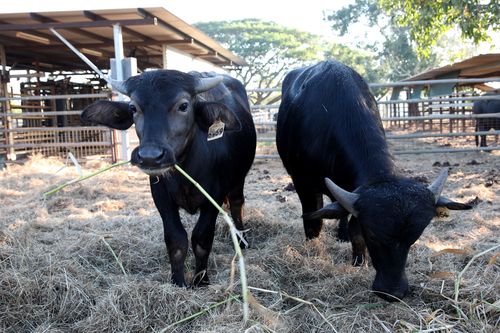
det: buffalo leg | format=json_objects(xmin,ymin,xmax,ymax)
[
  {"xmin": 475, "ymin": 123, "xmax": 480, "ymax": 146},
  {"xmin": 348, "ymin": 216, "xmax": 368, "ymax": 266},
  {"xmin": 480, "ymin": 134, "xmax": 487, "ymax": 147},
  {"xmin": 296, "ymin": 187, "xmax": 324, "ymax": 239},
  {"xmin": 227, "ymin": 181, "xmax": 248, "ymax": 248},
  {"xmin": 477, "ymin": 121, "xmax": 488, "ymax": 147},
  {"xmin": 191, "ymin": 202, "xmax": 220, "ymax": 286},
  {"xmin": 337, "ymin": 216, "xmax": 350, "ymax": 242},
  {"xmin": 150, "ymin": 178, "xmax": 188, "ymax": 287}
]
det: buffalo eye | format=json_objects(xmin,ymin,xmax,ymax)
[
  {"xmin": 129, "ymin": 103, "xmax": 137, "ymax": 114},
  {"xmin": 178, "ymin": 102, "xmax": 189, "ymax": 112}
]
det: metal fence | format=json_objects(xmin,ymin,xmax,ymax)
[
  {"xmin": 1, "ymin": 77, "xmax": 499, "ymax": 162},
  {"xmin": 0, "ymin": 92, "xmax": 115, "ymax": 161},
  {"xmin": 248, "ymin": 78, "xmax": 500, "ymax": 158}
]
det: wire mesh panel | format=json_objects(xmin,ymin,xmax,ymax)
[{"xmin": 0, "ymin": 78, "xmax": 115, "ymax": 161}]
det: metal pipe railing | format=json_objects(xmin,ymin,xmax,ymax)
[{"xmin": 0, "ymin": 93, "xmax": 108, "ymax": 102}]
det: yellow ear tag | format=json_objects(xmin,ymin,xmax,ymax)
[{"xmin": 207, "ymin": 119, "xmax": 225, "ymax": 141}]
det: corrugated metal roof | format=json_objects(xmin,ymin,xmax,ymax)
[
  {"xmin": 404, "ymin": 53, "xmax": 500, "ymax": 81},
  {"xmin": 0, "ymin": 7, "xmax": 246, "ymax": 71}
]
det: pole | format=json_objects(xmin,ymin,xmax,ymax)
[
  {"xmin": 113, "ymin": 24, "xmax": 130, "ymax": 161},
  {"xmin": 162, "ymin": 44, "xmax": 168, "ymax": 69},
  {"xmin": 0, "ymin": 44, "xmax": 15, "ymax": 160}
]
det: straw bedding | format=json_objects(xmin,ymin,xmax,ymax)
[{"xmin": 0, "ymin": 150, "xmax": 498, "ymax": 332}]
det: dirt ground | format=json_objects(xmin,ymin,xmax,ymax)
[{"xmin": 0, "ymin": 149, "xmax": 498, "ymax": 332}]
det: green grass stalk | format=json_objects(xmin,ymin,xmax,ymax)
[
  {"xmin": 42, "ymin": 160, "xmax": 131, "ymax": 198},
  {"xmin": 100, "ymin": 236, "xmax": 128, "ymax": 277},
  {"xmin": 174, "ymin": 164, "xmax": 250, "ymax": 323}
]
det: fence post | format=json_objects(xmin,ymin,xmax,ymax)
[{"xmin": 0, "ymin": 44, "xmax": 15, "ymax": 160}]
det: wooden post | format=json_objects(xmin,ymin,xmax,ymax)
[{"xmin": 0, "ymin": 44, "xmax": 15, "ymax": 160}]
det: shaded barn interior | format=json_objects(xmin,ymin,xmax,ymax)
[{"xmin": 0, "ymin": 7, "xmax": 245, "ymax": 161}]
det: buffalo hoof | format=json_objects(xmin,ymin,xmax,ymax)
[
  {"xmin": 373, "ymin": 285, "xmax": 413, "ymax": 302},
  {"xmin": 192, "ymin": 271, "xmax": 210, "ymax": 287},
  {"xmin": 171, "ymin": 278, "xmax": 188, "ymax": 288},
  {"xmin": 373, "ymin": 290, "xmax": 404, "ymax": 302},
  {"xmin": 352, "ymin": 254, "xmax": 367, "ymax": 267}
]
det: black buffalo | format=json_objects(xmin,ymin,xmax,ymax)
[
  {"xmin": 82, "ymin": 70, "xmax": 256, "ymax": 287},
  {"xmin": 473, "ymin": 91, "xmax": 500, "ymax": 147},
  {"xmin": 276, "ymin": 61, "xmax": 471, "ymax": 301}
]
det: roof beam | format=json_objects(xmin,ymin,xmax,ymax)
[
  {"xmin": 29, "ymin": 12, "xmax": 115, "ymax": 59},
  {"xmin": 8, "ymin": 56, "xmax": 158, "ymax": 72},
  {"xmin": 83, "ymin": 10, "xmax": 156, "ymax": 43},
  {"xmin": 8, "ymin": 39, "xmax": 192, "ymax": 51},
  {"xmin": 30, "ymin": 12, "xmax": 111, "ymax": 44},
  {"xmin": 0, "ymin": 19, "xmax": 60, "ymax": 43},
  {"xmin": 0, "ymin": 18, "xmax": 157, "ymax": 31}
]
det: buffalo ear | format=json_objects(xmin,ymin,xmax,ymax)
[
  {"xmin": 435, "ymin": 196, "xmax": 474, "ymax": 210},
  {"xmin": 195, "ymin": 101, "xmax": 241, "ymax": 131},
  {"xmin": 302, "ymin": 202, "xmax": 349, "ymax": 220},
  {"xmin": 81, "ymin": 100, "xmax": 133, "ymax": 130}
]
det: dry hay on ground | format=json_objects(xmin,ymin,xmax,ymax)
[{"xmin": 0, "ymin": 151, "xmax": 498, "ymax": 332}]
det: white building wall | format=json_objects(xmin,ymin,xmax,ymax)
[{"xmin": 164, "ymin": 47, "xmax": 227, "ymax": 74}]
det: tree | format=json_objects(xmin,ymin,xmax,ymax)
[
  {"xmin": 195, "ymin": 19, "xmax": 322, "ymax": 104},
  {"xmin": 324, "ymin": 43, "xmax": 383, "ymax": 84},
  {"xmin": 328, "ymin": 0, "xmax": 499, "ymax": 57},
  {"xmin": 327, "ymin": 1, "xmax": 440, "ymax": 81},
  {"xmin": 379, "ymin": 26, "xmax": 438, "ymax": 81}
]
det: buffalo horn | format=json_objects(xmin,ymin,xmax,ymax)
[
  {"xmin": 428, "ymin": 168, "xmax": 448, "ymax": 203},
  {"xmin": 109, "ymin": 79, "xmax": 128, "ymax": 95},
  {"xmin": 324, "ymin": 178, "xmax": 360, "ymax": 217},
  {"xmin": 194, "ymin": 76, "xmax": 223, "ymax": 93}
]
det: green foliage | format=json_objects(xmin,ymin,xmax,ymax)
[
  {"xmin": 380, "ymin": 0, "xmax": 499, "ymax": 56},
  {"xmin": 329, "ymin": 0, "xmax": 382, "ymax": 36},
  {"xmin": 328, "ymin": 0, "xmax": 499, "ymax": 57},
  {"xmin": 379, "ymin": 26, "xmax": 438, "ymax": 81},
  {"xmin": 195, "ymin": 19, "xmax": 322, "ymax": 104},
  {"xmin": 327, "ymin": 0, "xmax": 441, "ymax": 80},
  {"xmin": 196, "ymin": 19, "xmax": 389, "ymax": 100},
  {"xmin": 324, "ymin": 44, "xmax": 382, "ymax": 84}
]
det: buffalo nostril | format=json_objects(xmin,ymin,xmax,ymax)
[{"xmin": 137, "ymin": 146, "xmax": 165, "ymax": 165}]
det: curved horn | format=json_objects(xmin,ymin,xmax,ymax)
[
  {"xmin": 109, "ymin": 79, "xmax": 128, "ymax": 95},
  {"xmin": 324, "ymin": 178, "xmax": 360, "ymax": 217},
  {"xmin": 428, "ymin": 168, "xmax": 448, "ymax": 203},
  {"xmin": 194, "ymin": 76, "xmax": 223, "ymax": 93}
]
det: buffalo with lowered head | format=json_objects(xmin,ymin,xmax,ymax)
[
  {"xmin": 82, "ymin": 70, "xmax": 256, "ymax": 287},
  {"xmin": 276, "ymin": 61, "xmax": 472, "ymax": 301}
]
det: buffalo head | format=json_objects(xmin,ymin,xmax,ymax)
[
  {"xmin": 305, "ymin": 168, "xmax": 472, "ymax": 301},
  {"xmin": 82, "ymin": 70, "xmax": 241, "ymax": 175}
]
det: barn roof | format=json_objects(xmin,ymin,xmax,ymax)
[
  {"xmin": 404, "ymin": 53, "xmax": 500, "ymax": 82},
  {"xmin": 0, "ymin": 7, "xmax": 246, "ymax": 71}
]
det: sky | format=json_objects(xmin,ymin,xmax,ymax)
[{"xmin": 1, "ymin": 1, "xmax": 363, "ymax": 43}]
